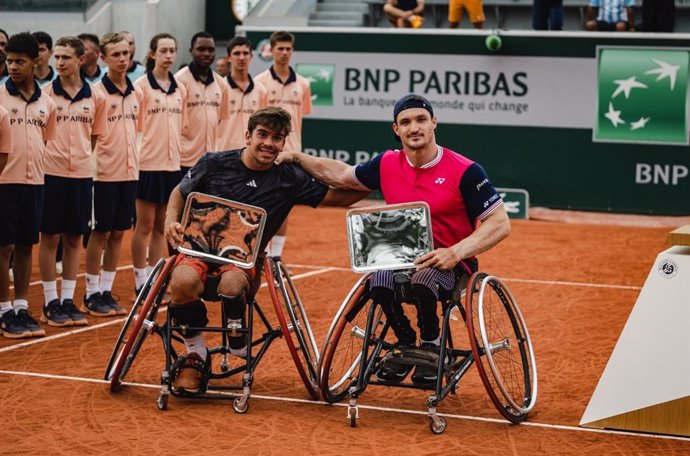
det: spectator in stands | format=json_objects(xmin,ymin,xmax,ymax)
[
  {"xmin": 78, "ymin": 33, "xmax": 104, "ymax": 84},
  {"xmin": 214, "ymin": 57, "xmax": 228, "ymax": 77},
  {"xmin": 0, "ymin": 29, "xmax": 8, "ymax": 85},
  {"xmin": 642, "ymin": 0, "xmax": 675, "ymax": 32},
  {"xmin": 586, "ymin": 0, "xmax": 635, "ymax": 32},
  {"xmin": 532, "ymin": 0, "xmax": 564, "ymax": 30},
  {"xmin": 384, "ymin": 0, "xmax": 425, "ymax": 28},
  {"xmin": 120, "ymin": 31, "xmax": 146, "ymax": 81},
  {"xmin": 32, "ymin": 31, "xmax": 57, "ymax": 87},
  {"xmin": 449, "ymin": 0, "xmax": 485, "ymax": 29}
]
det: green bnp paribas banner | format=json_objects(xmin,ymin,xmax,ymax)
[{"xmin": 243, "ymin": 28, "xmax": 690, "ymax": 215}]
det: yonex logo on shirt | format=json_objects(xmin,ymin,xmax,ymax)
[
  {"xmin": 435, "ymin": 178, "xmax": 446, "ymax": 184},
  {"xmin": 246, "ymin": 179, "xmax": 257, "ymax": 188}
]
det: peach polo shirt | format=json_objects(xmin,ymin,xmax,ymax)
[
  {"xmin": 92, "ymin": 74, "xmax": 143, "ymax": 182},
  {"xmin": 0, "ymin": 80, "xmax": 57, "ymax": 185},
  {"xmin": 174, "ymin": 63, "xmax": 228, "ymax": 167},
  {"xmin": 43, "ymin": 78, "xmax": 106, "ymax": 178},
  {"xmin": 135, "ymin": 71, "xmax": 187, "ymax": 171},
  {"xmin": 0, "ymin": 106, "xmax": 11, "ymax": 155},
  {"xmin": 254, "ymin": 66, "xmax": 312, "ymax": 154},
  {"xmin": 216, "ymin": 75, "xmax": 267, "ymax": 151}
]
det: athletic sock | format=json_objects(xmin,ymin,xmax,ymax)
[
  {"xmin": 183, "ymin": 333, "xmax": 207, "ymax": 358},
  {"xmin": 42, "ymin": 280, "xmax": 59, "ymax": 306},
  {"xmin": 421, "ymin": 336, "xmax": 441, "ymax": 348},
  {"xmin": 134, "ymin": 267, "xmax": 148, "ymax": 289},
  {"xmin": 269, "ymin": 235, "xmax": 286, "ymax": 257},
  {"xmin": 61, "ymin": 279, "xmax": 77, "ymax": 301},
  {"xmin": 100, "ymin": 270, "xmax": 116, "ymax": 293},
  {"xmin": 85, "ymin": 273, "xmax": 100, "ymax": 298},
  {"xmin": 13, "ymin": 299, "xmax": 29, "ymax": 311}
]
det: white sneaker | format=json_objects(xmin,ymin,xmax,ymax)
[{"xmin": 56, "ymin": 261, "xmax": 63, "ymax": 275}]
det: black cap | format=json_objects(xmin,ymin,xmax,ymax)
[{"xmin": 393, "ymin": 93, "xmax": 434, "ymax": 122}]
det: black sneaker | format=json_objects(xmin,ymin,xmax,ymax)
[
  {"xmin": 0, "ymin": 309, "xmax": 31, "ymax": 339},
  {"xmin": 62, "ymin": 299, "xmax": 88, "ymax": 326},
  {"xmin": 81, "ymin": 292, "xmax": 116, "ymax": 317},
  {"xmin": 376, "ymin": 361, "xmax": 412, "ymax": 383},
  {"xmin": 41, "ymin": 299, "xmax": 73, "ymax": 327},
  {"xmin": 101, "ymin": 291, "xmax": 127, "ymax": 316},
  {"xmin": 411, "ymin": 344, "xmax": 442, "ymax": 388},
  {"xmin": 16, "ymin": 308, "xmax": 46, "ymax": 337}
]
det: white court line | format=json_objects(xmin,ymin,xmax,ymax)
[
  {"xmin": 289, "ymin": 264, "xmax": 643, "ymax": 291},
  {"xmin": 0, "ymin": 368, "xmax": 688, "ymax": 443},
  {"xmin": 0, "ymin": 266, "xmax": 337, "ymax": 354}
]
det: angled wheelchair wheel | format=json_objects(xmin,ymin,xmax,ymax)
[
  {"xmin": 466, "ymin": 272, "xmax": 537, "ymax": 423},
  {"xmin": 319, "ymin": 274, "xmax": 390, "ymax": 403},
  {"xmin": 265, "ymin": 257, "xmax": 320, "ymax": 400},
  {"xmin": 106, "ymin": 256, "xmax": 176, "ymax": 392}
]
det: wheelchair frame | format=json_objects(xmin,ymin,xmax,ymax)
[
  {"xmin": 104, "ymin": 254, "xmax": 320, "ymax": 413},
  {"xmin": 318, "ymin": 270, "xmax": 537, "ymax": 434}
]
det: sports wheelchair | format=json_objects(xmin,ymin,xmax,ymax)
[
  {"xmin": 317, "ymin": 202, "xmax": 538, "ymax": 434},
  {"xmin": 104, "ymin": 193, "xmax": 320, "ymax": 412}
]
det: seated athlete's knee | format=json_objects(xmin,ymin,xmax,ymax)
[
  {"xmin": 169, "ymin": 300, "xmax": 208, "ymax": 336},
  {"xmin": 217, "ymin": 270, "xmax": 249, "ymax": 297},
  {"xmin": 170, "ymin": 266, "xmax": 203, "ymax": 301}
]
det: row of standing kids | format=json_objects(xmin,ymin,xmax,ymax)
[{"xmin": 0, "ymin": 29, "xmax": 312, "ymax": 339}]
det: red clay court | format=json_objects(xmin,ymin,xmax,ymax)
[{"xmin": 2, "ymin": 205, "xmax": 690, "ymax": 455}]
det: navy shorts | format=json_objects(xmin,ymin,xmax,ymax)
[
  {"xmin": 0, "ymin": 184, "xmax": 44, "ymax": 246},
  {"xmin": 41, "ymin": 174, "xmax": 93, "ymax": 235},
  {"xmin": 93, "ymin": 180, "xmax": 137, "ymax": 232},
  {"xmin": 137, "ymin": 170, "xmax": 183, "ymax": 204}
]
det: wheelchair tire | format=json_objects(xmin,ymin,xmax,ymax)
[
  {"xmin": 265, "ymin": 257, "xmax": 320, "ymax": 400},
  {"xmin": 319, "ymin": 274, "xmax": 390, "ymax": 404},
  {"xmin": 107, "ymin": 256, "xmax": 176, "ymax": 392},
  {"xmin": 466, "ymin": 272, "xmax": 538, "ymax": 423}
]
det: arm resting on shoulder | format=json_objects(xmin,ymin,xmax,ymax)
[
  {"xmin": 320, "ymin": 188, "xmax": 372, "ymax": 207},
  {"xmin": 277, "ymin": 151, "xmax": 366, "ymax": 190}
]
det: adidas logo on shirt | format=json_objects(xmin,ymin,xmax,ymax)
[{"xmin": 246, "ymin": 179, "xmax": 257, "ymax": 188}]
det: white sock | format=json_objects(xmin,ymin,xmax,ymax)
[
  {"xmin": 0, "ymin": 301, "xmax": 12, "ymax": 315},
  {"xmin": 61, "ymin": 279, "xmax": 77, "ymax": 301},
  {"xmin": 269, "ymin": 235, "xmax": 286, "ymax": 257},
  {"xmin": 183, "ymin": 333, "xmax": 207, "ymax": 358},
  {"xmin": 100, "ymin": 270, "xmax": 116, "ymax": 293},
  {"xmin": 146, "ymin": 265, "xmax": 153, "ymax": 277},
  {"xmin": 230, "ymin": 345, "xmax": 247, "ymax": 358},
  {"xmin": 134, "ymin": 267, "xmax": 148, "ymax": 289},
  {"xmin": 421, "ymin": 337, "xmax": 441, "ymax": 347},
  {"xmin": 86, "ymin": 273, "xmax": 100, "ymax": 297},
  {"xmin": 13, "ymin": 299, "xmax": 29, "ymax": 311},
  {"xmin": 42, "ymin": 280, "xmax": 59, "ymax": 305}
]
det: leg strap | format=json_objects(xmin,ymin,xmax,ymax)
[
  {"xmin": 220, "ymin": 294, "xmax": 246, "ymax": 349},
  {"xmin": 169, "ymin": 300, "xmax": 208, "ymax": 337}
]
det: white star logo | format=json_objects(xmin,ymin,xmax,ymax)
[
  {"xmin": 644, "ymin": 59, "xmax": 680, "ymax": 90},
  {"xmin": 612, "ymin": 76, "xmax": 648, "ymax": 99},
  {"xmin": 605, "ymin": 102, "xmax": 625, "ymax": 127},
  {"xmin": 317, "ymin": 68, "xmax": 331, "ymax": 82},
  {"xmin": 630, "ymin": 117, "xmax": 650, "ymax": 131}
]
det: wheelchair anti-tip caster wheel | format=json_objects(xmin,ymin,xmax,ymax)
[
  {"xmin": 233, "ymin": 396, "xmax": 249, "ymax": 414},
  {"xmin": 429, "ymin": 415, "xmax": 446, "ymax": 434},
  {"xmin": 156, "ymin": 393, "xmax": 169, "ymax": 411},
  {"xmin": 348, "ymin": 406, "xmax": 358, "ymax": 427}
]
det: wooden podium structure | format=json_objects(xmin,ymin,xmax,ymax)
[{"xmin": 580, "ymin": 225, "xmax": 690, "ymax": 436}]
